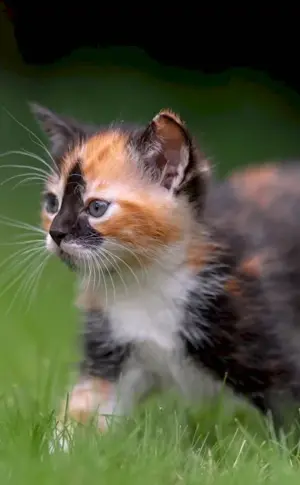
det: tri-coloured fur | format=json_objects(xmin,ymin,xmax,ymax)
[{"xmin": 32, "ymin": 103, "xmax": 300, "ymax": 436}]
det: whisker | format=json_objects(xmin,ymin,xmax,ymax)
[
  {"xmin": 23, "ymin": 253, "xmax": 50, "ymax": 312},
  {"xmin": 0, "ymin": 215, "xmax": 46, "ymax": 235},
  {"xmin": 0, "ymin": 160, "xmax": 50, "ymax": 178},
  {"xmin": 5, "ymin": 250, "xmax": 47, "ymax": 314},
  {"xmin": 0, "ymin": 245, "xmax": 44, "ymax": 273},
  {"xmin": 108, "ymin": 239, "xmax": 154, "ymax": 275},
  {"xmin": 29, "ymin": 135, "xmax": 58, "ymax": 172},
  {"xmin": 12, "ymin": 176, "xmax": 45, "ymax": 190},
  {"xmin": 0, "ymin": 238, "xmax": 44, "ymax": 247},
  {"xmin": 91, "ymin": 250, "xmax": 108, "ymax": 307},
  {"xmin": 3, "ymin": 108, "xmax": 59, "ymax": 173},
  {"xmin": 0, "ymin": 247, "xmax": 45, "ymax": 301},
  {"xmin": 20, "ymin": 149, "xmax": 56, "ymax": 176},
  {"xmin": 86, "ymin": 251, "xmax": 94, "ymax": 293},
  {"xmin": 88, "ymin": 250, "xmax": 98, "ymax": 293},
  {"xmin": 97, "ymin": 250, "xmax": 116, "ymax": 304},
  {"xmin": 0, "ymin": 173, "xmax": 47, "ymax": 189},
  {"xmin": 96, "ymin": 248, "xmax": 141, "ymax": 287},
  {"xmin": 100, "ymin": 248, "xmax": 128, "ymax": 296}
]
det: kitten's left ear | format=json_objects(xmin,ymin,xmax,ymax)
[
  {"xmin": 135, "ymin": 109, "xmax": 210, "ymax": 193},
  {"xmin": 29, "ymin": 102, "xmax": 87, "ymax": 159}
]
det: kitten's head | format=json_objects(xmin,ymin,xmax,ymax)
[{"xmin": 31, "ymin": 104, "xmax": 210, "ymax": 274}]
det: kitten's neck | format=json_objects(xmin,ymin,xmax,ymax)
[{"xmin": 76, "ymin": 224, "xmax": 232, "ymax": 313}]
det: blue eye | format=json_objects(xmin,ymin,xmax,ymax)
[
  {"xmin": 44, "ymin": 193, "xmax": 59, "ymax": 214},
  {"xmin": 87, "ymin": 200, "xmax": 110, "ymax": 218}
]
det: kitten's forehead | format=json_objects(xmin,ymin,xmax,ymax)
[
  {"xmin": 45, "ymin": 129, "xmax": 142, "ymax": 199},
  {"xmin": 62, "ymin": 130, "xmax": 134, "ymax": 187}
]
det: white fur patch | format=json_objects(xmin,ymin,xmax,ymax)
[
  {"xmin": 83, "ymin": 246, "xmax": 219, "ymax": 405},
  {"xmin": 46, "ymin": 233, "xmax": 57, "ymax": 253}
]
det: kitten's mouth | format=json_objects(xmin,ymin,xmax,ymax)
[{"xmin": 58, "ymin": 249, "xmax": 77, "ymax": 271}]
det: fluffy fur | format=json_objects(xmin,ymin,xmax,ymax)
[{"xmin": 32, "ymin": 103, "xmax": 300, "ymax": 437}]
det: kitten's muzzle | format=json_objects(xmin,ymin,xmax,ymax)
[{"xmin": 49, "ymin": 227, "xmax": 68, "ymax": 247}]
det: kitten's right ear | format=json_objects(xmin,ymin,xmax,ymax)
[{"xmin": 29, "ymin": 103, "xmax": 86, "ymax": 159}]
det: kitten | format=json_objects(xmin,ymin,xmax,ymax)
[{"xmin": 32, "ymin": 103, "xmax": 300, "ymax": 438}]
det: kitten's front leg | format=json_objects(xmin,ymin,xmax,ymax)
[
  {"xmin": 59, "ymin": 376, "xmax": 117, "ymax": 433},
  {"xmin": 53, "ymin": 366, "xmax": 154, "ymax": 452},
  {"xmin": 52, "ymin": 310, "xmax": 153, "ymax": 450},
  {"xmin": 51, "ymin": 376, "xmax": 117, "ymax": 452}
]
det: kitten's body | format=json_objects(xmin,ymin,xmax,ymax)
[{"xmin": 31, "ymin": 104, "xmax": 300, "ymax": 435}]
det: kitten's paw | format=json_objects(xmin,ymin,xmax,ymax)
[{"xmin": 49, "ymin": 377, "xmax": 114, "ymax": 453}]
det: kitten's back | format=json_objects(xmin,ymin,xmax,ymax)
[{"xmin": 207, "ymin": 162, "xmax": 300, "ymax": 331}]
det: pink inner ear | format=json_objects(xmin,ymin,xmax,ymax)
[
  {"xmin": 150, "ymin": 114, "xmax": 188, "ymax": 189},
  {"xmin": 159, "ymin": 148, "xmax": 182, "ymax": 189}
]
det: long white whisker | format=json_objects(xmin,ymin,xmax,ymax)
[
  {"xmin": 0, "ymin": 248, "xmax": 45, "ymax": 288},
  {"xmin": 89, "ymin": 250, "xmax": 99, "ymax": 294},
  {"xmin": 0, "ymin": 172, "xmax": 47, "ymax": 187},
  {"xmin": 0, "ymin": 160, "xmax": 49, "ymax": 177},
  {"xmin": 97, "ymin": 248, "xmax": 141, "ymax": 287},
  {"xmin": 91, "ymin": 250, "xmax": 108, "ymax": 307},
  {"xmin": 0, "ymin": 238, "xmax": 44, "ymax": 247},
  {"xmin": 12, "ymin": 176, "xmax": 45, "ymax": 190},
  {"xmin": 29, "ymin": 135, "xmax": 58, "ymax": 172},
  {"xmin": 2, "ymin": 108, "xmax": 59, "ymax": 173},
  {"xmin": 23, "ymin": 253, "xmax": 50, "ymax": 312},
  {"xmin": 108, "ymin": 240, "xmax": 146, "ymax": 270},
  {"xmin": 86, "ymin": 251, "xmax": 94, "ymax": 293},
  {"xmin": 20, "ymin": 149, "xmax": 56, "ymax": 176},
  {"xmin": 97, "ymin": 251, "xmax": 116, "ymax": 304},
  {"xmin": 0, "ymin": 215, "xmax": 46, "ymax": 235},
  {"xmin": 0, "ymin": 248, "xmax": 44, "ymax": 301},
  {"xmin": 0, "ymin": 245, "xmax": 44, "ymax": 273},
  {"xmin": 5, "ymin": 250, "xmax": 46, "ymax": 314},
  {"xmin": 99, "ymin": 248, "xmax": 127, "ymax": 297}
]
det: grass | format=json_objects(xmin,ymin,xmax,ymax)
[
  {"xmin": 2, "ymin": 19, "xmax": 300, "ymax": 481},
  {"xmin": 0, "ymin": 386, "xmax": 300, "ymax": 484}
]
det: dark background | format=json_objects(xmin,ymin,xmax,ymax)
[{"xmin": 4, "ymin": 3, "xmax": 300, "ymax": 94}]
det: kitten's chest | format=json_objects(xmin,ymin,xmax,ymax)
[
  {"xmin": 109, "ymin": 287, "xmax": 182, "ymax": 351},
  {"xmin": 107, "ymin": 269, "xmax": 193, "ymax": 352}
]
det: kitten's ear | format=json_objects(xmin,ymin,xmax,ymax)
[
  {"xmin": 136, "ymin": 109, "xmax": 210, "ymax": 193},
  {"xmin": 29, "ymin": 103, "xmax": 86, "ymax": 158}
]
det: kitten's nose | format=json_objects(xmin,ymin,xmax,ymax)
[{"xmin": 50, "ymin": 228, "xmax": 67, "ymax": 247}]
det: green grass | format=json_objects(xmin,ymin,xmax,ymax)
[
  {"xmin": 2, "ymin": 15, "xmax": 300, "ymax": 481},
  {"xmin": 0, "ymin": 389, "xmax": 300, "ymax": 484}
]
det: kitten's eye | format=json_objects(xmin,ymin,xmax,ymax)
[
  {"xmin": 44, "ymin": 193, "xmax": 59, "ymax": 214},
  {"xmin": 87, "ymin": 200, "xmax": 110, "ymax": 218}
]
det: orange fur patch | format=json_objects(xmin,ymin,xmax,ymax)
[
  {"xmin": 59, "ymin": 378, "xmax": 112, "ymax": 430},
  {"xmin": 94, "ymin": 196, "xmax": 181, "ymax": 250},
  {"xmin": 186, "ymin": 240, "xmax": 216, "ymax": 272},
  {"xmin": 225, "ymin": 277, "xmax": 242, "ymax": 296},
  {"xmin": 230, "ymin": 164, "xmax": 278, "ymax": 208},
  {"xmin": 41, "ymin": 210, "xmax": 51, "ymax": 232},
  {"xmin": 240, "ymin": 254, "xmax": 264, "ymax": 277},
  {"xmin": 82, "ymin": 131, "xmax": 133, "ymax": 184}
]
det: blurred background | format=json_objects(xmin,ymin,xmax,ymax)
[{"xmin": 0, "ymin": 6, "xmax": 300, "ymax": 409}]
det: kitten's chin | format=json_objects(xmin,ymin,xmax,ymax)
[
  {"xmin": 58, "ymin": 250, "xmax": 77, "ymax": 271},
  {"xmin": 46, "ymin": 235, "xmax": 80, "ymax": 271}
]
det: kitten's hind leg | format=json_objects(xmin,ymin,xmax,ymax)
[{"xmin": 263, "ymin": 388, "xmax": 300, "ymax": 449}]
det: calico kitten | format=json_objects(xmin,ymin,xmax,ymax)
[{"xmin": 32, "ymin": 103, "xmax": 300, "ymax": 437}]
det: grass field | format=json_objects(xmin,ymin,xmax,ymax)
[{"xmin": 2, "ymin": 14, "xmax": 300, "ymax": 483}]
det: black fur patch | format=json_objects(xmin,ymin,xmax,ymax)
[
  {"xmin": 81, "ymin": 310, "xmax": 131, "ymax": 381},
  {"xmin": 180, "ymin": 163, "xmax": 300, "ymax": 427},
  {"xmin": 49, "ymin": 162, "xmax": 102, "ymax": 251}
]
